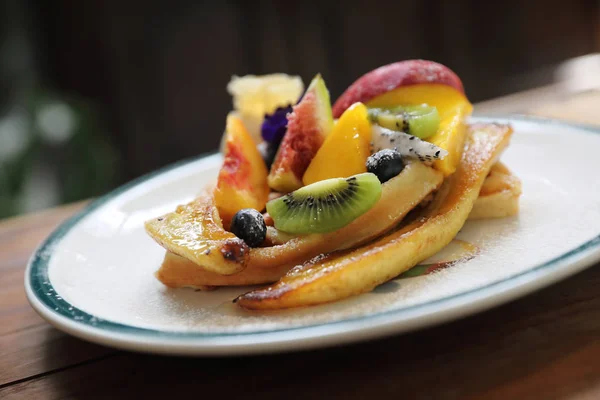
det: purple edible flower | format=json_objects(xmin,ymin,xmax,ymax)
[{"xmin": 261, "ymin": 105, "xmax": 293, "ymax": 143}]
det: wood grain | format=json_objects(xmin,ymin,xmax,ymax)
[
  {"xmin": 2, "ymin": 265, "xmax": 600, "ymax": 399},
  {"xmin": 1, "ymin": 91, "xmax": 600, "ymax": 399},
  {"xmin": 0, "ymin": 201, "xmax": 116, "ymax": 388}
]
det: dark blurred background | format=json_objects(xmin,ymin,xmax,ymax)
[{"xmin": 1, "ymin": 0, "xmax": 599, "ymax": 218}]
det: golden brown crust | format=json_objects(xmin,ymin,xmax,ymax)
[
  {"xmin": 156, "ymin": 251, "xmax": 291, "ymax": 288},
  {"xmin": 236, "ymin": 123, "xmax": 513, "ymax": 309}
]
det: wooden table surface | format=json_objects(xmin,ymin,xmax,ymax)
[{"xmin": 2, "ymin": 88, "xmax": 600, "ymax": 400}]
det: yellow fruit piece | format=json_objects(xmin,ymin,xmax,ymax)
[
  {"xmin": 303, "ymin": 103, "xmax": 371, "ymax": 185},
  {"xmin": 367, "ymin": 84, "xmax": 473, "ymax": 176},
  {"xmin": 214, "ymin": 114, "xmax": 270, "ymax": 228}
]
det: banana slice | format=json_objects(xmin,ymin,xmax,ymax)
[
  {"xmin": 235, "ymin": 123, "xmax": 513, "ymax": 309},
  {"xmin": 145, "ymin": 196, "xmax": 249, "ymax": 275}
]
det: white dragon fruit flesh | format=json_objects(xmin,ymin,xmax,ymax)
[{"xmin": 371, "ymin": 125, "xmax": 448, "ymax": 163}]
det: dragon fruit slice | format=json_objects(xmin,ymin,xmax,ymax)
[{"xmin": 371, "ymin": 125, "xmax": 448, "ymax": 163}]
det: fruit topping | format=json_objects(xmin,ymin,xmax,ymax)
[
  {"xmin": 230, "ymin": 208, "xmax": 267, "ymax": 248},
  {"xmin": 303, "ymin": 102, "xmax": 371, "ymax": 185},
  {"xmin": 371, "ymin": 125, "xmax": 448, "ymax": 163},
  {"xmin": 332, "ymin": 60, "xmax": 471, "ymax": 176},
  {"xmin": 214, "ymin": 114, "xmax": 270, "ymax": 228},
  {"xmin": 266, "ymin": 172, "xmax": 382, "ymax": 234},
  {"xmin": 261, "ymin": 105, "xmax": 292, "ymax": 143},
  {"xmin": 367, "ymin": 104, "xmax": 440, "ymax": 139},
  {"xmin": 332, "ymin": 60, "xmax": 464, "ymax": 118},
  {"xmin": 236, "ymin": 123, "xmax": 514, "ymax": 310},
  {"xmin": 366, "ymin": 149, "xmax": 405, "ymax": 183},
  {"xmin": 268, "ymin": 74, "xmax": 334, "ymax": 192},
  {"xmin": 227, "ymin": 74, "xmax": 303, "ymax": 143},
  {"xmin": 367, "ymin": 84, "xmax": 471, "ymax": 176}
]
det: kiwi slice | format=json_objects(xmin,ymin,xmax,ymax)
[
  {"xmin": 367, "ymin": 104, "xmax": 440, "ymax": 139},
  {"xmin": 266, "ymin": 173, "xmax": 382, "ymax": 234}
]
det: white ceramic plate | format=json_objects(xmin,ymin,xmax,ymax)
[{"xmin": 25, "ymin": 116, "xmax": 600, "ymax": 356}]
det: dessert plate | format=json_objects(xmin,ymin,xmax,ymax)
[{"xmin": 25, "ymin": 116, "xmax": 600, "ymax": 356}]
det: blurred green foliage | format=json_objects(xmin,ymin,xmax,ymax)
[
  {"xmin": 0, "ymin": 0, "xmax": 118, "ymax": 219},
  {"xmin": 0, "ymin": 87, "xmax": 118, "ymax": 219}
]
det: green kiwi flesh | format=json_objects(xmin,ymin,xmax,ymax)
[
  {"xmin": 367, "ymin": 104, "xmax": 440, "ymax": 139},
  {"xmin": 266, "ymin": 173, "xmax": 382, "ymax": 234}
]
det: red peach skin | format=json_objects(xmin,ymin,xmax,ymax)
[{"xmin": 332, "ymin": 60, "xmax": 464, "ymax": 118}]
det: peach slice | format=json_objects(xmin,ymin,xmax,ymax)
[
  {"xmin": 302, "ymin": 102, "xmax": 371, "ymax": 185},
  {"xmin": 235, "ymin": 123, "xmax": 513, "ymax": 309},
  {"xmin": 214, "ymin": 114, "xmax": 269, "ymax": 228},
  {"xmin": 268, "ymin": 74, "xmax": 333, "ymax": 192}
]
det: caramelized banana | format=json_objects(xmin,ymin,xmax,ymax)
[
  {"xmin": 153, "ymin": 162, "xmax": 443, "ymax": 286},
  {"xmin": 145, "ymin": 196, "xmax": 249, "ymax": 275}
]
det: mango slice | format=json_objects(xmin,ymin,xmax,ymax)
[{"xmin": 303, "ymin": 102, "xmax": 371, "ymax": 185}]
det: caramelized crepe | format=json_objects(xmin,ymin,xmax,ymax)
[
  {"xmin": 236, "ymin": 123, "xmax": 513, "ymax": 309},
  {"xmin": 470, "ymin": 162, "xmax": 521, "ymax": 219}
]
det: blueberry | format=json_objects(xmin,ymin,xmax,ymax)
[
  {"xmin": 230, "ymin": 209, "xmax": 267, "ymax": 247},
  {"xmin": 366, "ymin": 149, "xmax": 405, "ymax": 183}
]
